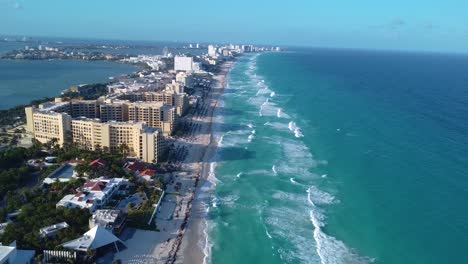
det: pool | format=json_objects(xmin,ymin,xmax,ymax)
[
  {"xmin": 50, "ymin": 164, "xmax": 75, "ymax": 179},
  {"xmin": 43, "ymin": 164, "xmax": 76, "ymax": 184}
]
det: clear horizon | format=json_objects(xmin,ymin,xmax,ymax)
[{"xmin": 1, "ymin": 0, "xmax": 468, "ymax": 53}]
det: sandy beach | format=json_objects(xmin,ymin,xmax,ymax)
[{"xmin": 114, "ymin": 60, "xmax": 234, "ymax": 264}]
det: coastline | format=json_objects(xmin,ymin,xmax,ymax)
[
  {"xmin": 111, "ymin": 59, "xmax": 236, "ymax": 264},
  {"xmin": 0, "ymin": 43, "xmax": 240, "ymax": 262},
  {"xmin": 177, "ymin": 60, "xmax": 234, "ymax": 264}
]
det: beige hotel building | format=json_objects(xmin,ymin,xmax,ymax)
[
  {"xmin": 25, "ymin": 97, "xmax": 176, "ymax": 163},
  {"xmin": 72, "ymin": 119, "xmax": 164, "ymax": 163}
]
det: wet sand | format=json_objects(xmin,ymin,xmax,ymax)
[{"xmin": 114, "ymin": 61, "xmax": 234, "ymax": 264}]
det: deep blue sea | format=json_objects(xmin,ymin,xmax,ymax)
[{"xmin": 205, "ymin": 49, "xmax": 468, "ymax": 264}]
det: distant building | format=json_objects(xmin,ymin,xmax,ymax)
[
  {"xmin": 162, "ymin": 47, "xmax": 169, "ymax": 57},
  {"xmin": 208, "ymin": 45, "xmax": 217, "ymax": 57},
  {"xmin": 174, "ymin": 56, "xmax": 195, "ymax": 72},
  {"xmin": 166, "ymin": 80, "xmax": 185, "ymax": 94},
  {"xmin": 119, "ymin": 91, "xmax": 189, "ymax": 116},
  {"xmin": 176, "ymin": 71, "xmax": 194, "ymax": 88},
  {"xmin": 221, "ymin": 49, "xmax": 230, "ymax": 57}
]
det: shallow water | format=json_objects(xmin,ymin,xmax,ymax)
[{"xmin": 205, "ymin": 49, "xmax": 468, "ymax": 264}]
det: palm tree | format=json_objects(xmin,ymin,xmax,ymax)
[{"xmin": 118, "ymin": 144, "xmax": 130, "ymax": 159}]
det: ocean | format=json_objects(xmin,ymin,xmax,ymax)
[{"xmin": 205, "ymin": 49, "xmax": 468, "ymax": 264}]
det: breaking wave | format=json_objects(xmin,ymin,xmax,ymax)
[
  {"xmin": 288, "ymin": 121, "xmax": 304, "ymax": 138},
  {"xmin": 307, "ymin": 186, "xmax": 373, "ymax": 264}
]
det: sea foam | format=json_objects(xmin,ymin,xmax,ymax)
[
  {"xmin": 307, "ymin": 186, "xmax": 373, "ymax": 264},
  {"xmin": 288, "ymin": 121, "xmax": 304, "ymax": 138}
]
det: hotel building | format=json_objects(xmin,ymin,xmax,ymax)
[
  {"xmin": 119, "ymin": 90, "xmax": 189, "ymax": 116},
  {"xmin": 72, "ymin": 119, "xmax": 165, "ymax": 163},
  {"xmin": 25, "ymin": 106, "xmax": 72, "ymax": 146},
  {"xmin": 26, "ymin": 98, "xmax": 171, "ymax": 163}
]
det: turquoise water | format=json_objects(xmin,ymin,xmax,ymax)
[
  {"xmin": 207, "ymin": 50, "xmax": 468, "ymax": 264},
  {"xmin": 0, "ymin": 59, "xmax": 137, "ymax": 109}
]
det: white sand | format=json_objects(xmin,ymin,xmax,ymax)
[{"xmin": 114, "ymin": 61, "xmax": 234, "ymax": 264}]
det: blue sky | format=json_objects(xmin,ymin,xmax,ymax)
[{"xmin": 1, "ymin": 0, "xmax": 468, "ymax": 53}]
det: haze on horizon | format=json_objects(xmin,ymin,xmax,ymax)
[{"xmin": 1, "ymin": 0, "xmax": 467, "ymax": 53}]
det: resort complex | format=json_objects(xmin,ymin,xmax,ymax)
[{"xmin": 0, "ymin": 42, "xmax": 278, "ymax": 263}]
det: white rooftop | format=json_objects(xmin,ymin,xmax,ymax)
[
  {"xmin": 61, "ymin": 226, "xmax": 123, "ymax": 252},
  {"xmin": 39, "ymin": 222, "xmax": 69, "ymax": 237},
  {"xmin": 56, "ymin": 178, "xmax": 127, "ymax": 211}
]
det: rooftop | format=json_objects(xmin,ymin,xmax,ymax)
[
  {"xmin": 139, "ymin": 169, "xmax": 156, "ymax": 177},
  {"xmin": 38, "ymin": 101, "xmax": 70, "ymax": 112},
  {"xmin": 61, "ymin": 226, "xmax": 123, "ymax": 252},
  {"xmin": 39, "ymin": 222, "xmax": 69, "ymax": 237},
  {"xmin": 57, "ymin": 178, "xmax": 128, "ymax": 211}
]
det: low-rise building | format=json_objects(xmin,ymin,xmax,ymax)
[
  {"xmin": 61, "ymin": 226, "xmax": 124, "ymax": 253},
  {"xmin": 56, "ymin": 178, "xmax": 128, "ymax": 212},
  {"xmin": 89, "ymin": 210, "xmax": 126, "ymax": 235},
  {"xmin": 0, "ymin": 241, "xmax": 35, "ymax": 264},
  {"xmin": 138, "ymin": 169, "xmax": 157, "ymax": 182},
  {"xmin": 39, "ymin": 222, "xmax": 69, "ymax": 238}
]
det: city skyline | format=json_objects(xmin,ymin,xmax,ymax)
[{"xmin": 1, "ymin": 0, "xmax": 468, "ymax": 53}]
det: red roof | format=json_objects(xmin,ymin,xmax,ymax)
[
  {"xmin": 89, "ymin": 158, "xmax": 106, "ymax": 168},
  {"xmin": 83, "ymin": 182, "xmax": 95, "ymax": 188},
  {"xmin": 125, "ymin": 161, "xmax": 146, "ymax": 172},
  {"xmin": 138, "ymin": 169, "xmax": 156, "ymax": 177},
  {"xmin": 84, "ymin": 181, "xmax": 107, "ymax": 192},
  {"xmin": 90, "ymin": 182, "xmax": 106, "ymax": 191}
]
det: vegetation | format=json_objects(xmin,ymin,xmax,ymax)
[
  {"xmin": 126, "ymin": 186, "xmax": 162, "ymax": 230},
  {"xmin": 61, "ymin": 83, "xmax": 109, "ymax": 100},
  {"xmin": 0, "ymin": 140, "xmax": 44, "ymax": 197},
  {"xmin": 0, "ymin": 188, "xmax": 90, "ymax": 251},
  {"xmin": 0, "ymin": 97, "xmax": 54, "ymax": 127}
]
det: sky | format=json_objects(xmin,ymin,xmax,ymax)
[{"xmin": 1, "ymin": 0, "xmax": 468, "ymax": 53}]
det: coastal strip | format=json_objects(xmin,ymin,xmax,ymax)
[
  {"xmin": 0, "ymin": 41, "xmax": 279, "ymax": 264},
  {"xmin": 109, "ymin": 60, "xmax": 235, "ymax": 264},
  {"xmin": 177, "ymin": 61, "xmax": 234, "ymax": 264}
]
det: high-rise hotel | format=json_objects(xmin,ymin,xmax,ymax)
[{"xmin": 24, "ymin": 90, "xmax": 188, "ymax": 163}]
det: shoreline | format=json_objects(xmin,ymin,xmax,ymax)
[
  {"xmin": 177, "ymin": 60, "xmax": 235, "ymax": 264},
  {"xmin": 111, "ymin": 59, "xmax": 236, "ymax": 264}
]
